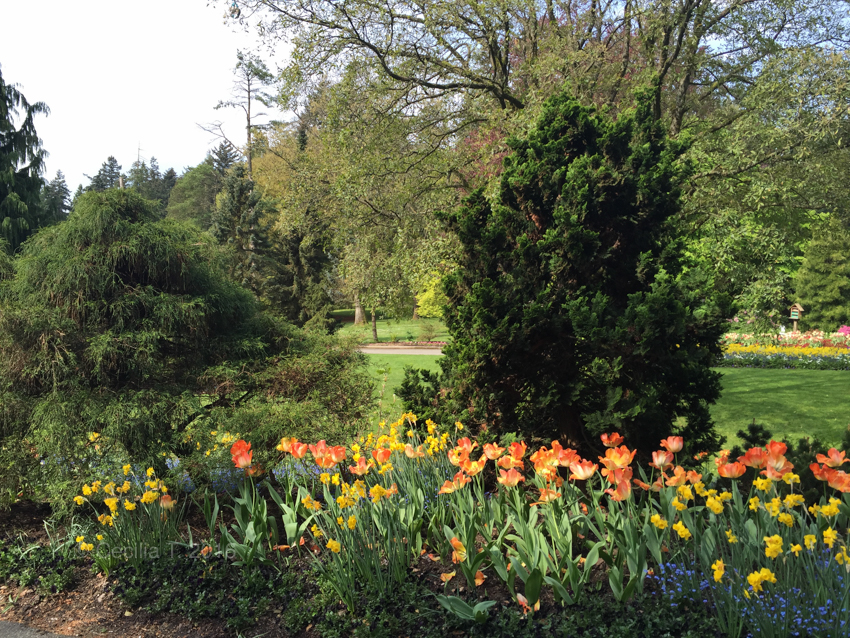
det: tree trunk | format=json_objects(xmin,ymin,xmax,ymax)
[
  {"xmin": 354, "ymin": 295, "xmax": 366, "ymax": 325},
  {"xmin": 371, "ymin": 307, "xmax": 379, "ymax": 342},
  {"xmin": 412, "ymin": 298, "xmax": 419, "ymax": 320}
]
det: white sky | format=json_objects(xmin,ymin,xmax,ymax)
[{"xmin": 0, "ymin": 0, "xmax": 287, "ymax": 191}]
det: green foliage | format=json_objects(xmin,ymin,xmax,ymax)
[
  {"xmin": 416, "ymin": 274, "xmax": 448, "ymax": 319},
  {"xmin": 85, "ymin": 156, "xmax": 124, "ymax": 192},
  {"xmin": 404, "ymin": 92, "xmax": 730, "ymax": 454},
  {"xmin": 126, "ymin": 157, "xmax": 177, "ymax": 211},
  {"xmin": 165, "ymin": 160, "xmax": 219, "ymax": 229},
  {"xmin": 1, "ymin": 63, "xmax": 49, "ymax": 250},
  {"xmin": 110, "ymin": 545, "xmax": 297, "ymax": 631},
  {"xmin": 0, "ymin": 189, "xmax": 373, "ymax": 509},
  {"xmin": 0, "ymin": 537, "xmax": 83, "ymax": 594},
  {"xmin": 795, "ymin": 220, "xmax": 850, "ymax": 331}
]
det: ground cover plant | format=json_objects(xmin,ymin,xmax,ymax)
[{"xmin": 31, "ymin": 412, "xmax": 848, "ymax": 637}]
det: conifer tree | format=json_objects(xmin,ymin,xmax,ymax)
[
  {"xmin": 40, "ymin": 170, "xmax": 71, "ymax": 221},
  {"xmin": 795, "ymin": 220, "xmax": 850, "ymax": 331},
  {"xmin": 402, "ymin": 91, "xmax": 730, "ymax": 456},
  {"xmin": 86, "ymin": 156, "xmax": 124, "ymax": 192},
  {"xmin": 1, "ymin": 64, "xmax": 48, "ymax": 250}
]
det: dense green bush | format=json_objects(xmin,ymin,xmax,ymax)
[
  {"xmin": 795, "ymin": 219, "xmax": 850, "ymax": 331},
  {"xmin": 0, "ymin": 190, "xmax": 373, "ymax": 510},
  {"xmin": 402, "ymin": 91, "xmax": 730, "ymax": 455}
]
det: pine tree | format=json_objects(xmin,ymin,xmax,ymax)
[
  {"xmin": 86, "ymin": 156, "xmax": 123, "ymax": 192},
  {"xmin": 795, "ymin": 220, "xmax": 850, "ymax": 331},
  {"xmin": 1, "ymin": 64, "xmax": 49, "ymax": 250},
  {"xmin": 401, "ymin": 91, "xmax": 729, "ymax": 456},
  {"xmin": 211, "ymin": 141, "xmax": 240, "ymax": 178},
  {"xmin": 40, "ymin": 170, "xmax": 71, "ymax": 222}
]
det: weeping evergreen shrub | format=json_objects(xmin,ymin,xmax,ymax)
[{"xmin": 0, "ymin": 190, "xmax": 372, "ymax": 510}]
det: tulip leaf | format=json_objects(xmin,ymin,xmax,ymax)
[{"xmin": 525, "ymin": 567, "xmax": 543, "ymax": 604}]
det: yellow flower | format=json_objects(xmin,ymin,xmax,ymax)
[
  {"xmin": 694, "ymin": 482, "xmax": 708, "ymax": 498},
  {"xmin": 118, "ymin": 481, "xmax": 130, "ymax": 494},
  {"xmin": 753, "ymin": 477, "xmax": 772, "ymax": 492},
  {"xmin": 711, "ymin": 558, "xmax": 725, "ymax": 582},
  {"xmin": 124, "ymin": 500, "xmax": 136, "ymax": 511},
  {"xmin": 820, "ymin": 502, "xmax": 840, "ymax": 517},
  {"xmin": 808, "ymin": 503, "xmax": 821, "ymax": 516},
  {"xmin": 140, "ymin": 490, "xmax": 159, "ymax": 504},
  {"xmin": 804, "ymin": 534, "xmax": 817, "ymax": 550},
  {"xmin": 75, "ymin": 535, "xmax": 85, "ymax": 543},
  {"xmin": 327, "ymin": 539, "xmax": 341, "ymax": 553},
  {"xmin": 123, "ymin": 464, "xmax": 131, "ymax": 475},
  {"xmin": 96, "ymin": 534, "xmax": 104, "ymax": 541},
  {"xmin": 650, "ymin": 514, "xmax": 668, "ymax": 530},
  {"xmin": 210, "ymin": 430, "xmax": 218, "ymax": 436},
  {"xmin": 80, "ymin": 542, "xmax": 94, "ymax": 551},
  {"xmin": 455, "ymin": 421, "xmax": 463, "ymax": 431},
  {"xmin": 790, "ymin": 543, "xmax": 802, "ymax": 556},
  {"xmin": 746, "ymin": 568, "xmax": 776, "ymax": 594},
  {"xmin": 337, "ymin": 516, "xmax": 344, "ymax": 528},
  {"xmin": 672, "ymin": 521, "xmax": 692, "ymax": 540},
  {"xmin": 718, "ymin": 491, "xmax": 733, "ymax": 502},
  {"xmin": 104, "ymin": 497, "xmax": 119, "ymax": 513},
  {"xmin": 749, "ymin": 496, "xmax": 760, "ymax": 511},
  {"xmin": 778, "ymin": 512, "xmax": 794, "ymax": 528},
  {"xmin": 103, "ymin": 482, "xmax": 115, "ymax": 496},
  {"xmin": 824, "ymin": 527, "xmax": 838, "ymax": 548},
  {"xmin": 347, "ymin": 515, "xmax": 356, "ymax": 530},
  {"xmin": 88, "ymin": 432, "xmax": 100, "ymax": 442},
  {"xmin": 91, "ymin": 481, "xmax": 101, "ymax": 493},
  {"xmin": 146, "ymin": 467, "xmax": 155, "ymax": 478},
  {"xmin": 765, "ymin": 498, "xmax": 781, "ymax": 517},
  {"xmin": 74, "ymin": 495, "xmax": 85, "ymax": 505},
  {"xmin": 677, "ymin": 485, "xmax": 693, "ymax": 502},
  {"xmin": 705, "ymin": 496, "xmax": 724, "ymax": 515},
  {"xmin": 379, "ymin": 463, "xmax": 393, "ymax": 475},
  {"xmin": 764, "ymin": 535, "xmax": 783, "ymax": 559},
  {"xmin": 784, "ymin": 494, "xmax": 804, "ymax": 509},
  {"xmin": 205, "ymin": 450, "xmax": 211, "ymax": 457},
  {"xmin": 302, "ymin": 495, "xmax": 322, "ymax": 511},
  {"xmin": 836, "ymin": 546, "xmax": 850, "ymax": 565},
  {"xmin": 726, "ymin": 530, "xmax": 738, "ymax": 544},
  {"xmin": 782, "ymin": 472, "xmax": 800, "ymax": 485},
  {"xmin": 332, "ymin": 474, "xmax": 341, "ymax": 486},
  {"xmin": 369, "ymin": 484, "xmax": 387, "ymax": 503},
  {"xmin": 407, "ymin": 430, "xmax": 414, "ymax": 438},
  {"xmin": 671, "ymin": 497, "xmax": 687, "ymax": 511},
  {"xmin": 320, "ymin": 473, "xmax": 330, "ymax": 485}
]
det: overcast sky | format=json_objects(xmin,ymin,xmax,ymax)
[{"xmin": 0, "ymin": 0, "xmax": 286, "ymax": 191}]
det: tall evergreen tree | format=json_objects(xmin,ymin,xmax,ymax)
[
  {"xmin": 40, "ymin": 170, "xmax": 71, "ymax": 222},
  {"xmin": 402, "ymin": 92, "xmax": 730, "ymax": 456},
  {"xmin": 211, "ymin": 141, "xmax": 239, "ymax": 179},
  {"xmin": 86, "ymin": 156, "xmax": 123, "ymax": 192},
  {"xmin": 1, "ymin": 64, "xmax": 49, "ymax": 250},
  {"xmin": 166, "ymin": 160, "xmax": 219, "ymax": 230},
  {"xmin": 795, "ymin": 220, "xmax": 850, "ymax": 331}
]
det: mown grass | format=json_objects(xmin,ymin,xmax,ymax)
[
  {"xmin": 364, "ymin": 354, "xmax": 850, "ymax": 447},
  {"xmin": 336, "ymin": 316, "xmax": 450, "ymax": 343},
  {"xmin": 713, "ymin": 368, "xmax": 850, "ymax": 447},
  {"xmin": 363, "ymin": 353, "xmax": 443, "ymax": 422}
]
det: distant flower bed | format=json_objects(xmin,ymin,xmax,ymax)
[
  {"xmin": 718, "ymin": 343, "xmax": 850, "ymax": 370},
  {"xmin": 722, "ymin": 330, "xmax": 850, "ymax": 349}
]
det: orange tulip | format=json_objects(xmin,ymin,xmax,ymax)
[
  {"xmin": 404, "ymin": 444, "xmax": 425, "ymax": 459},
  {"xmin": 811, "ymin": 463, "xmax": 832, "ymax": 481},
  {"xmin": 385, "ymin": 483, "xmax": 399, "ymax": 497},
  {"xmin": 686, "ymin": 470, "xmax": 702, "ymax": 484},
  {"xmin": 660, "ymin": 436, "xmax": 683, "ymax": 454},
  {"xmin": 372, "ymin": 447, "xmax": 392, "ymax": 464},
  {"xmin": 440, "ymin": 571, "xmax": 456, "ymax": 583},
  {"xmin": 738, "ymin": 447, "xmax": 768, "ymax": 469},
  {"xmin": 649, "ymin": 450, "xmax": 674, "ymax": 472},
  {"xmin": 474, "ymin": 571, "xmax": 486, "ymax": 586},
  {"xmin": 438, "ymin": 470, "xmax": 471, "ymax": 494},
  {"xmin": 569, "ymin": 459, "xmax": 597, "ymax": 481},
  {"xmin": 817, "ymin": 448, "xmax": 849, "ymax": 468},
  {"xmin": 483, "ymin": 442, "xmax": 506, "ymax": 460},
  {"xmin": 605, "ymin": 479, "xmax": 632, "ymax": 501},
  {"xmin": 497, "ymin": 455, "xmax": 524, "ymax": 470},
  {"xmin": 827, "ymin": 469, "xmax": 850, "ymax": 493},
  {"xmin": 231, "ymin": 440, "xmax": 252, "ymax": 469},
  {"xmin": 160, "ymin": 494, "xmax": 175, "ymax": 510},
  {"xmin": 714, "ymin": 450, "xmax": 731, "ymax": 468},
  {"xmin": 632, "ymin": 478, "xmax": 651, "ymax": 491},
  {"xmin": 450, "ymin": 537, "xmax": 467, "ymax": 563},
  {"xmin": 551, "ymin": 440, "xmax": 579, "ymax": 466},
  {"xmin": 516, "ymin": 593, "xmax": 539, "ymax": 614},
  {"xmin": 497, "ymin": 468, "xmax": 525, "ymax": 487},
  {"xmin": 461, "ymin": 455, "xmax": 487, "ymax": 477},
  {"xmin": 599, "ymin": 445, "xmax": 636, "ymax": 471},
  {"xmin": 665, "ymin": 466, "xmax": 688, "ymax": 487},
  {"xmin": 276, "ymin": 437, "xmax": 295, "ymax": 453},
  {"xmin": 349, "ymin": 457, "xmax": 370, "ymax": 476},
  {"xmin": 600, "ymin": 432, "xmax": 624, "ymax": 448},
  {"xmin": 717, "ymin": 462, "xmax": 746, "ymax": 479},
  {"xmin": 291, "ymin": 442, "xmax": 308, "ymax": 459},
  {"xmin": 533, "ymin": 488, "xmax": 561, "ymax": 505},
  {"xmin": 456, "ymin": 437, "xmax": 478, "ymax": 457},
  {"xmin": 508, "ymin": 441, "xmax": 527, "ymax": 460}
]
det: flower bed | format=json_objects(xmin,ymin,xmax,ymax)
[
  {"xmin": 719, "ymin": 330, "xmax": 850, "ymax": 369},
  {"xmin": 15, "ymin": 414, "xmax": 850, "ymax": 636}
]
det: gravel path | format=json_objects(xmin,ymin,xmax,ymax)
[{"xmin": 0, "ymin": 622, "xmax": 67, "ymax": 638}]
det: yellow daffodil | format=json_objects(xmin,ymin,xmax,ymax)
[{"xmin": 650, "ymin": 514, "xmax": 668, "ymax": 530}]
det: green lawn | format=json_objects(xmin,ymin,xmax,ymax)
[
  {"xmin": 364, "ymin": 353, "xmax": 850, "ymax": 447},
  {"xmin": 712, "ymin": 368, "xmax": 850, "ymax": 447},
  {"xmin": 363, "ymin": 353, "xmax": 443, "ymax": 422},
  {"xmin": 337, "ymin": 317, "xmax": 449, "ymax": 343}
]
